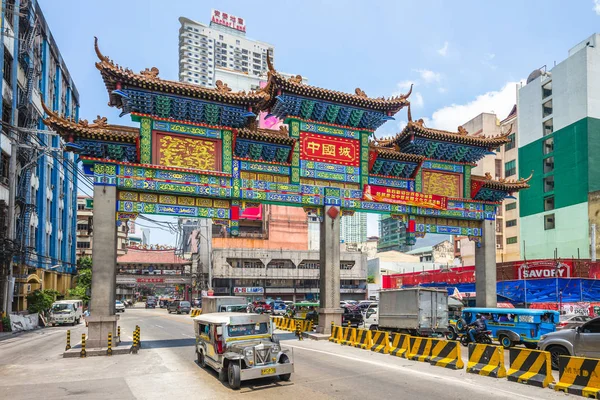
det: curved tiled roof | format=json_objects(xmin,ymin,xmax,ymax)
[
  {"xmin": 393, "ymin": 119, "xmax": 511, "ymax": 148},
  {"xmin": 369, "ymin": 145, "xmax": 425, "ymax": 163},
  {"xmin": 472, "ymin": 172, "xmax": 532, "ymax": 191},
  {"xmin": 236, "ymin": 126, "xmax": 296, "ymax": 146},
  {"xmin": 261, "ymin": 52, "xmax": 411, "ymax": 114},
  {"xmin": 94, "ymin": 37, "xmax": 269, "ymax": 110},
  {"xmin": 41, "ymin": 100, "xmax": 138, "ymax": 142}
]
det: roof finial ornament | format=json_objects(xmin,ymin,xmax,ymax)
[
  {"xmin": 93, "ymin": 36, "xmax": 110, "ymax": 63},
  {"xmin": 91, "ymin": 115, "xmax": 108, "ymax": 127},
  {"xmin": 140, "ymin": 67, "xmax": 159, "ymax": 79},
  {"xmin": 458, "ymin": 126, "xmax": 469, "ymax": 136},
  {"xmin": 79, "ymin": 119, "xmax": 89, "ymax": 127},
  {"xmin": 355, "ymin": 88, "xmax": 367, "ymax": 98},
  {"xmin": 484, "ymin": 172, "xmax": 492, "ymax": 180},
  {"xmin": 407, "ymin": 103, "xmax": 413, "ymax": 122},
  {"xmin": 500, "ymin": 123, "xmax": 513, "ymax": 136},
  {"xmin": 279, "ymin": 125, "xmax": 289, "ymax": 135},
  {"xmin": 288, "ymin": 75, "xmax": 303, "ymax": 84},
  {"xmin": 266, "ymin": 49, "xmax": 275, "ymax": 73},
  {"xmin": 402, "ymin": 83, "xmax": 413, "ymax": 100},
  {"xmin": 415, "ymin": 118, "xmax": 425, "ymax": 127},
  {"xmin": 215, "ymin": 80, "xmax": 232, "ymax": 93}
]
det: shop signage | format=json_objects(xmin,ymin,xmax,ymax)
[
  {"xmin": 211, "ymin": 9, "xmax": 246, "ymax": 32},
  {"xmin": 233, "ymin": 287, "xmax": 264, "ymax": 294},
  {"xmin": 300, "ymin": 132, "xmax": 360, "ymax": 166},
  {"xmin": 516, "ymin": 261, "xmax": 573, "ymax": 279},
  {"xmin": 363, "ymin": 184, "xmax": 448, "ymax": 209},
  {"xmin": 136, "ymin": 277, "xmax": 165, "ymax": 283}
]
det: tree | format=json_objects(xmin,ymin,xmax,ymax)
[
  {"xmin": 367, "ymin": 275, "xmax": 375, "ymax": 284},
  {"xmin": 77, "ymin": 256, "xmax": 92, "ymax": 270},
  {"xmin": 27, "ymin": 289, "xmax": 59, "ymax": 314},
  {"xmin": 68, "ymin": 263, "xmax": 92, "ymax": 304}
]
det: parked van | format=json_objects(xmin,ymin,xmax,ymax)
[{"xmin": 50, "ymin": 300, "xmax": 83, "ymax": 326}]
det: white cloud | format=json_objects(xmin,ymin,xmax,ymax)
[
  {"xmin": 438, "ymin": 87, "xmax": 447, "ymax": 94},
  {"xmin": 396, "ymin": 80, "xmax": 415, "ymax": 92},
  {"xmin": 414, "ymin": 69, "xmax": 442, "ymax": 84},
  {"xmin": 595, "ymin": 0, "xmax": 600, "ymax": 15},
  {"xmin": 437, "ymin": 41, "xmax": 449, "ymax": 56},
  {"xmin": 412, "ymin": 92, "xmax": 424, "ymax": 108},
  {"xmin": 426, "ymin": 81, "xmax": 522, "ymax": 131},
  {"xmin": 482, "ymin": 53, "xmax": 497, "ymax": 70}
]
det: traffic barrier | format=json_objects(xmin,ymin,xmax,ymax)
[
  {"xmin": 389, "ymin": 333, "xmax": 410, "ymax": 358},
  {"xmin": 272, "ymin": 317, "xmax": 283, "ymax": 329},
  {"xmin": 429, "ymin": 339, "xmax": 464, "ymax": 370},
  {"xmin": 131, "ymin": 328, "xmax": 139, "ymax": 354},
  {"xmin": 555, "ymin": 355, "xmax": 600, "ymax": 398},
  {"xmin": 407, "ymin": 337, "xmax": 433, "ymax": 362},
  {"xmin": 354, "ymin": 329, "xmax": 372, "ymax": 350},
  {"xmin": 329, "ymin": 323, "xmax": 342, "ymax": 344},
  {"xmin": 294, "ymin": 320, "xmax": 303, "ymax": 341},
  {"xmin": 65, "ymin": 330, "xmax": 71, "ymax": 351},
  {"xmin": 466, "ymin": 343, "xmax": 506, "ymax": 378},
  {"xmin": 340, "ymin": 326, "xmax": 356, "ymax": 346},
  {"xmin": 80, "ymin": 334, "xmax": 86, "ymax": 358},
  {"xmin": 370, "ymin": 330, "xmax": 390, "ymax": 354},
  {"xmin": 190, "ymin": 309, "xmax": 202, "ymax": 317},
  {"xmin": 117, "ymin": 325, "xmax": 121, "ymax": 339},
  {"xmin": 506, "ymin": 348, "xmax": 553, "ymax": 388},
  {"xmin": 107, "ymin": 332, "xmax": 113, "ymax": 356}
]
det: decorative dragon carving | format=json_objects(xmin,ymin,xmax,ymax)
[
  {"xmin": 140, "ymin": 67, "xmax": 159, "ymax": 78},
  {"xmin": 355, "ymin": 88, "xmax": 367, "ymax": 98},
  {"xmin": 215, "ymin": 80, "xmax": 232, "ymax": 93}
]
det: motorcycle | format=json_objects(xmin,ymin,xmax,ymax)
[{"xmin": 459, "ymin": 328, "xmax": 493, "ymax": 346}]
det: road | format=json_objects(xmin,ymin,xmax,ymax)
[{"xmin": 0, "ymin": 307, "xmax": 578, "ymax": 400}]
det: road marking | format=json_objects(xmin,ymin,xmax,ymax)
[
  {"xmin": 155, "ymin": 325, "xmax": 164, "ymax": 328},
  {"xmin": 284, "ymin": 343, "xmax": 546, "ymax": 400},
  {"xmin": 182, "ymin": 333, "xmax": 194, "ymax": 338}
]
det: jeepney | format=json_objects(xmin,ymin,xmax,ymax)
[{"xmin": 193, "ymin": 312, "xmax": 294, "ymax": 390}]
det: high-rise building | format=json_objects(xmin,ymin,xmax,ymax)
[
  {"xmin": 518, "ymin": 33, "xmax": 600, "ymax": 259},
  {"xmin": 1, "ymin": 0, "xmax": 80, "ymax": 312},
  {"xmin": 178, "ymin": 10, "xmax": 274, "ymax": 91},
  {"xmin": 377, "ymin": 215, "xmax": 409, "ymax": 253},
  {"xmin": 455, "ymin": 110, "xmax": 521, "ymax": 264},
  {"xmin": 340, "ymin": 213, "xmax": 367, "ymax": 244}
]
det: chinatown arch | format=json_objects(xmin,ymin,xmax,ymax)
[{"xmin": 43, "ymin": 38, "xmax": 530, "ymax": 347}]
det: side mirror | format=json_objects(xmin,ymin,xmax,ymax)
[{"xmin": 575, "ymin": 326, "xmax": 581, "ymax": 334}]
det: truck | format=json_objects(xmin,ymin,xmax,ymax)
[
  {"xmin": 363, "ymin": 288, "xmax": 448, "ymax": 336},
  {"xmin": 202, "ymin": 296, "xmax": 248, "ymax": 314}
]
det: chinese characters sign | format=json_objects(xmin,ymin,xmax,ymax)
[
  {"xmin": 363, "ymin": 184, "xmax": 447, "ymax": 209},
  {"xmin": 154, "ymin": 133, "xmax": 220, "ymax": 171},
  {"xmin": 300, "ymin": 132, "xmax": 359, "ymax": 167},
  {"xmin": 422, "ymin": 170, "xmax": 461, "ymax": 199},
  {"xmin": 136, "ymin": 277, "xmax": 164, "ymax": 283},
  {"xmin": 211, "ymin": 9, "xmax": 246, "ymax": 32}
]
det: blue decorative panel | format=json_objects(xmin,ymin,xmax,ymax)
[
  {"xmin": 300, "ymin": 121, "xmax": 360, "ymax": 139},
  {"xmin": 152, "ymin": 120, "xmax": 221, "ymax": 138},
  {"xmin": 421, "ymin": 160, "xmax": 464, "ymax": 173},
  {"xmin": 239, "ymin": 161, "xmax": 290, "ymax": 175},
  {"xmin": 368, "ymin": 176, "xmax": 410, "ymax": 189}
]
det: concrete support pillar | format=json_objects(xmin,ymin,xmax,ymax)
[
  {"xmin": 87, "ymin": 184, "xmax": 118, "ymax": 348},
  {"xmin": 475, "ymin": 219, "xmax": 497, "ymax": 307},
  {"xmin": 317, "ymin": 206, "xmax": 343, "ymax": 334}
]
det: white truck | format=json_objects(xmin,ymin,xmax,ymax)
[
  {"xmin": 202, "ymin": 296, "xmax": 248, "ymax": 314},
  {"xmin": 363, "ymin": 288, "xmax": 449, "ymax": 337}
]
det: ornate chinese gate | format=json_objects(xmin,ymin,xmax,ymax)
[{"xmin": 44, "ymin": 38, "xmax": 530, "ymax": 346}]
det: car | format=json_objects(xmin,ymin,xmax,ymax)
[
  {"xmin": 194, "ymin": 312, "xmax": 294, "ymax": 390},
  {"xmin": 145, "ymin": 300, "xmax": 156, "ymax": 309},
  {"xmin": 168, "ymin": 300, "xmax": 191, "ymax": 314},
  {"xmin": 271, "ymin": 301, "xmax": 287, "ymax": 315},
  {"xmin": 556, "ymin": 314, "xmax": 593, "ymax": 330},
  {"xmin": 538, "ymin": 316, "xmax": 600, "ymax": 369},
  {"xmin": 250, "ymin": 301, "xmax": 272, "ymax": 314},
  {"xmin": 341, "ymin": 304, "xmax": 363, "ymax": 327},
  {"xmin": 115, "ymin": 300, "xmax": 126, "ymax": 313}
]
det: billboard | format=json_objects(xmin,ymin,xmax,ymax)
[
  {"xmin": 515, "ymin": 260, "xmax": 573, "ymax": 279},
  {"xmin": 211, "ymin": 10, "xmax": 246, "ymax": 33}
]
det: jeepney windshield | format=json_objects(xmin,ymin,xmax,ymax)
[
  {"xmin": 228, "ymin": 322, "xmax": 269, "ymax": 337},
  {"xmin": 52, "ymin": 303, "xmax": 74, "ymax": 313}
]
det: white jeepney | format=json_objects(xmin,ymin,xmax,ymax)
[{"xmin": 193, "ymin": 312, "xmax": 294, "ymax": 390}]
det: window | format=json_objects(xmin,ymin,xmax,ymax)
[
  {"xmin": 496, "ymin": 236, "xmax": 503, "ymax": 249},
  {"xmin": 582, "ymin": 319, "xmax": 600, "ymax": 333},
  {"xmin": 1, "ymin": 101, "xmax": 11, "ymax": 135},
  {"xmin": 77, "ymin": 241, "xmax": 91, "ymax": 249},
  {"xmin": 543, "ymin": 176, "xmax": 554, "ymax": 192},
  {"xmin": 543, "ymin": 137, "xmax": 554, "ymax": 154},
  {"xmin": 5, "ymin": 0, "xmax": 14, "ymax": 27},
  {"xmin": 77, "ymin": 203, "xmax": 85, "ymax": 210},
  {"xmin": 542, "ymin": 81, "xmax": 552, "ymax": 99},
  {"xmin": 543, "ymin": 99, "xmax": 553, "ymax": 117},
  {"xmin": 77, "ymin": 223, "xmax": 88, "ymax": 231},
  {"xmin": 544, "ymin": 214, "xmax": 555, "ymax": 230},
  {"xmin": 505, "ymin": 202, "xmax": 517, "ymax": 211},
  {"xmin": 505, "ymin": 134, "xmax": 516, "ymax": 151},
  {"xmin": 495, "ymin": 159, "xmax": 502, "ymax": 179},
  {"xmin": 236, "ymin": 39, "xmax": 240, "ymax": 45},
  {"xmin": 3, "ymin": 48, "xmax": 12, "ymax": 82},
  {"xmin": 219, "ymin": 35, "xmax": 223, "ymax": 40},
  {"xmin": 544, "ymin": 196, "xmax": 554, "ymax": 211},
  {"xmin": 506, "ymin": 237, "xmax": 518, "ymax": 245},
  {"xmin": 543, "ymin": 119, "xmax": 553, "ymax": 136},
  {"xmin": 504, "ymin": 160, "xmax": 516, "ymax": 177},
  {"xmin": 506, "ymin": 220, "xmax": 517, "ymax": 227},
  {"xmin": 0, "ymin": 152, "xmax": 8, "ymax": 181},
  {"xmin": 543, "ymin": 156, "xmax": 554, "ymax": 173}
]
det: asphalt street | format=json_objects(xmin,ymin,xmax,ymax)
[{"xmin": 0, "ymin": 306, "xmax": 578, "ymax": 399}]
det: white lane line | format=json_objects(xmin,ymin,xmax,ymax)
[
  {"xmin": 182, "ymin": 333, "xmax": 194, "ymax": 338},
  {"xmin": 284, "ymin": 344, "xmax": 545, "ymax": 400},
  {"xmin": 155, "ymin": 325, "xmax": 164, "ymax": 328}
]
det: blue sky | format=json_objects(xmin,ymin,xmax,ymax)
[{"xmin": 41, "ymin": 0, "xmax": 600, "ymax": 245}]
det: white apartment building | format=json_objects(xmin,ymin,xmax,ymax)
[
  {"xmin": 178, "ymin": 10, "xmax": 274, "ymax": 91},
  {"xmin": 340, "ymin": 212, "xmax": 367, "ymax": 244}
]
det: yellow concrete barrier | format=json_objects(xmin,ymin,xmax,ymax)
[
  {"xmin": 466, "ymin": 343, "xmax": 506, "ymax": 378},
  {"xmin": 389, "ymin": 333, "xmax": 410, "ymax": 358},
  {"xmin": 407, "ymin": 337, "xmax": 433, "ymax": 362},
  {"xmin": 190, "ymin": 309, "xmax": 202, "ymax": 317},
  {"xmin": 429, "ymin": 339, "xmax": 464, "ymax": 370},
  {"xmin": 370, "ymin": 330, "xmax": 390, "ymax": 354},
  {"xmin": 340, "ymin": 326, "xmax": 357, "ymax": 346},
  {"xmin": 555, "ymin": 355, "xmax": 600, "ymax": 398},
  {"xmin": 329, "ymin": 324, "xmax": 342, "ymax": 344},
  {"xmin": 506, "ymin": 348, "xmax": 553, "ymax": 388},
  {"xmin": 354, "ymin": 329, "xmax": 373, "ymax": 350}
]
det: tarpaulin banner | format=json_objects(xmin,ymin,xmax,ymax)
[{"xmin": 363, "ymin": 185, "xmax": 448, "ymax": 210}]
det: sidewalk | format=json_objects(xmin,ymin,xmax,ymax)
[{"xmin": 0, "ymin": 330, "xmax": 24, "ymax": 342}]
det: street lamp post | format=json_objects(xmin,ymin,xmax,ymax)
[{"xmin": 523, "ymin": 264, "xmax": 528, "ymax": 308}]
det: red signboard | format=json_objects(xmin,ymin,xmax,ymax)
[
  {"xmin": 515, "ymin": 260, "xmax": 573, "ymax": 279},
  {"xmin": 136, "ymin": 278, "xmax": 165, "ymax": 283},
  {"xmin": 211, "ymin": 9, "xmax": 246, "ymax": 32},
  {"xmin": 300, "ymin": 132, "xmax": 360, "ymax": 166},
  {"xmin": 363, "ymin": 184, "xmax": 448, "ymax": 210}
]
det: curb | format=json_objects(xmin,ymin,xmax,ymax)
[{"xmin": 0, "ymin": 330, "xmax": 26, "ymax": 342}]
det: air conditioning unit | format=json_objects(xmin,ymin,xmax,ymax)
[
  {"xmin": 496, "ymin": 244, "xmax": 502, "ymax": 249},
  {"xmin": 1, "ymin": 177, "xmax": 8, "ymax": 186}
]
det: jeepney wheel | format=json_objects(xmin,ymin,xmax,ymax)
[
  {"xmin": 228, "ymin": 362, "xmax": 241, "ymax": 390},
  {"xmin": 446, "ymin": 327, "xmax": 457, "ymax": 341},
  {"xmin": 499, "ymin": 335, "xmax": 513, "ymax": 348},
  {"xmin": 278, "ymin": 354, "xmax": 291, "ymax": 381},
  {"xmin": 197, "ymin": 350, "xmax": 206, "ymax": 368}
]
